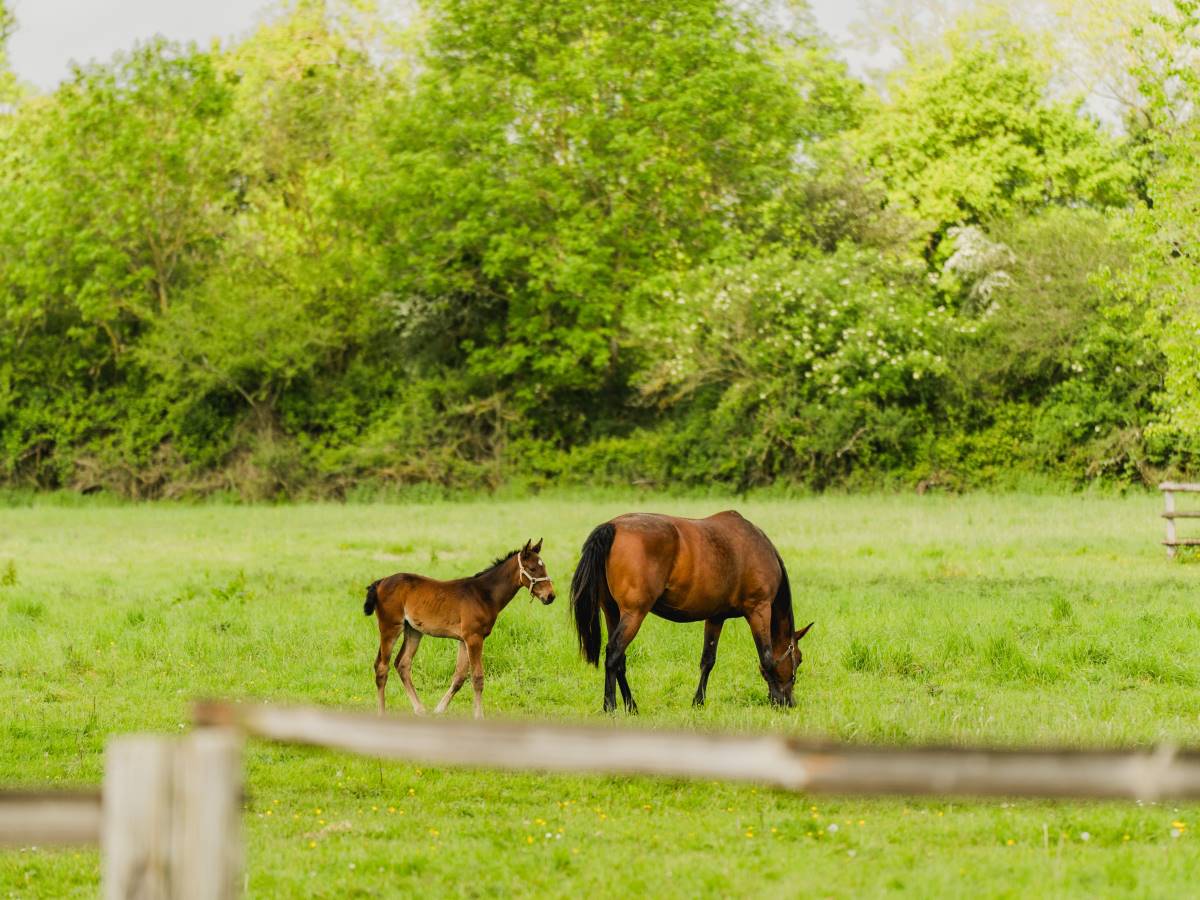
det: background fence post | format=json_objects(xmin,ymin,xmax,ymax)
[
  {"xmin": 103, "ymin": 736, "xmax": 174, "ymax": 900},
  {"xmin": 171, "ymin": 728, "xmax": 243, "ymax": 900},
  {"xmin": 1165, "ymin": 487, "xmax": 1177, "ymax": 558}
]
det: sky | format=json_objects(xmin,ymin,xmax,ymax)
[{"xmin": 8, "ymin": 0, "xmax": 870, "ymax": 91}]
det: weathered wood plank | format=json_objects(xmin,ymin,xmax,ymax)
[
  {"xmin": 172, "ymin": 729, "xmax": 242, "ymax": 900},
  {"xmin": 103, "ymin": 736, "xmax": 173, "ymax": 900},
  {"xmin": 1165, "ymin": 489, "xmax": 1178, "ymax": 557},
  {"xmin": 1164, "ymin": 539, "xmax": 1200, "ymax": 546},
  {"xmin": 0, "ymin": 791, "xmax": 102, "ymax": 846},
  {"xmin": 1159, "ymin": 482, "xmax": 1200, "ymax": 491},
  {"xmin": 194, "ymin": 701, "xmax": 1200, "ymax": 801},
  {"xmin": 1161, "ymin": 511, "xmax": 1200, "ymax": 518}
]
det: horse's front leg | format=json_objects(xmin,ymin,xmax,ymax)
[
  {"xmin": 692, "ymin": 618, "xmax": 725, "ymax": 707},
  {"xmin": 745, "ymin": 602, "xmax": 792, "ymax": 707}
]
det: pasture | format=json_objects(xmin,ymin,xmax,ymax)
[{"xmin": 2, "ymin": 491, "xmax": 1200, "ymax": 897}]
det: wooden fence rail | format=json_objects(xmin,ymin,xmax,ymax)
[
  {"xmin": 197, "ymin": 700, "xmax": 1200, "ymax": 801},
  {"xmin": 10, "ymin": 699, "xmax": 1200, "ymax": 899},
  {"xmin": 0, "ymin": 790, "xmax": 101, "ymax": 846}
]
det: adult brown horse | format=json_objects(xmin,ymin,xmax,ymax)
[
  {"xmin": 365, "ymin": 539, "xmax": 555, "ymax": 719},
  {"xmin": 570, "ymin": 512, "xmax": 812, "ymax": 711}
]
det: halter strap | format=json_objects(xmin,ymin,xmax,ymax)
[{"xmin": 516, "ymin": 554, "xmax": 551, "ymax": 591}]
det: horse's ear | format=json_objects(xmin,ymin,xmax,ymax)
[
  {"xmin": 532, "ymin": 538, "xmax": 543, "ymax": 553},
  {"xmin": 795, "ymin": 622, "xmax": 814, "ymax": 641},
  {"xmin": 522, "ymin": 539, "xmax": 531, "ymax": 551}
]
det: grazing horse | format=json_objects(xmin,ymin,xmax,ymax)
[
  {"xmin": 570, "ymin": 512, "xmax": 812, "ymax": 711},
  {"xmin": 365, "ymin": 539, "xmax": 555, "ymax": 719}
]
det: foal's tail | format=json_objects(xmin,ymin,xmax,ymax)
[
  {"xmin": 364, "ymin": 579, "xmax": 381, "ymax": 616},
  {"xmin": 571, "ymin": 522, "xmax": 615, "ymax": 666}
]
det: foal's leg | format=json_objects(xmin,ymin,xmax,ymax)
[
  {"xmin": 603, "ymin": 609, "xmax": 647, "ymax": 714},
  {"xmin": 692, "ymin": 618, "xmax": 725, "ymax": 707},
  {"xmin": 374, "ymin": 623, "xmax": 402, "ymax": 715},
  {"xmin": 434, "ymin": 641, "xmax": 469, "ymax": 714},
  {"xmin": 464, "ymin": 634, "xmax": 486, "ymax": 720},
  {"xmin": 394, "ymin": 623, "xmax": 427, "ymax": 715}
]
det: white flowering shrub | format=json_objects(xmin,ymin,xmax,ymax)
[
  {"xmin": 941, "ymin": 225, "xmax": 1015, "ymax": 310},
  {"xmin": 634, "ymin": 246, "xmax": 955, "ymax": 484}
]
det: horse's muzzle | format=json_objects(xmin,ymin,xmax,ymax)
[{"xmin": 541, "ymin": 592, "xmax": 556, "ymax": 605}]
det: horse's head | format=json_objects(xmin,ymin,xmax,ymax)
[
  {"xmin": 767, "ymin": 621, "xmax": 814, "ymax": 707},
  {"xmin": 518, "ymin": 538, "xmax": 556, "ymax": 604}
]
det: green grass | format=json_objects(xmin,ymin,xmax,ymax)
[{"xmin": 3, "ymin": 492, "xmax": 1200, "ymax": 897}]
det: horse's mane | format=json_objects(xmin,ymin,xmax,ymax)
[
  {"xmin": 473, "ymin": 549, "xmax": 519, "ymax": 578},
  {"xmin": 770, "ymin": 550, "xmax": 795, "ymax": 644}
]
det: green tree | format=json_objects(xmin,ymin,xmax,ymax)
[
  {"xmin": 851, "ymin": 11, "xmax": 1132, "ymax": 248},
  {"xmin": 0, "ymin": 0, "xmax": 17, "ymax": 103},
  {"xmin": 0, "ymin": 40, "xmax": 234, "ymax": 489},
  {"xmin": 350, "ymin": 0, "xmax": 860, "ymax": 437},
  {"xmin": 1120, "ymin": 0, "xmax": 1200, "ymax": 448}
]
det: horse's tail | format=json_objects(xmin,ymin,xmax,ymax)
[
  {"xmin": 364, "ymin": 579, "xmax": 381, "ymax": 616},
  {"xmin": 771, "ymin": 550, "xmax": 794, "ymax": 642},
  {"xmin": 571, "ymin": 522, "xmax": 615, "ymax": 666}
]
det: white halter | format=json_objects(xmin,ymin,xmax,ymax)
[{"xmin": 516, "ymin": 554, "xmax": 551, "ymax": 591}]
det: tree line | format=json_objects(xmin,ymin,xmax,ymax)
[{"xmin": 1, "ymin": 0, "xmax": 1199, "ymax": 498}]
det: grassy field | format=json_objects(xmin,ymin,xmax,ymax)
[{"xmin": 3, "ymin": 491, "xmax": 1200, "ymax": 897}]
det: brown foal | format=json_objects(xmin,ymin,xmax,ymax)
[
  {"xmin": 365, "ymin": 539, "xmax": 555, "ymax": 719},
  {"xmin": 571, "ymin": 511, "xmax": 813, "ymax": 712}
]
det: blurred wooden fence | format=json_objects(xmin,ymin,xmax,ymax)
[
  {"xmin": 8, "ymin": 699, "xmax": 1200, "ymax": 898},
  {"xmin": 1160, "ymin": 481, "xmax": 1200, "ymax": 557},
  {"xmin": 1, "ymin": 729, "xmax": 241, "ymax": 900}
]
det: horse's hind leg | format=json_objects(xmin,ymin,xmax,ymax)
[
  {"xmin": 692, "ymin": 618, "xmax": 725, "ymax": 707},
  {"xmin": 395, "ymin": 623, "xmax": 427, "ymax": 715},
  {"xmin": 464, "ymin": 634, "xmax": 486, "ymax": 720},
  {"xmin": 434, "ymin": 641, "xmax": 469, "ymax": 714},
  {"xmin": 603, "ymin": 608, "xmax": 646, "ymax": 714},
  {"xmin": 375, "ymin": 622, "xmax": 402, "ymax": 715}
]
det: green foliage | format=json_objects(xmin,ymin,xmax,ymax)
[
  {"xmin": 0, "ymin": 0, "xmax": 16, "ymax": 103},
  {"xmin": 635, "ymin": 247, "xmax": 952, "ymax": 487},
  {"xmin": 850, "ymin": 11, "xmax": 1132, "ymax": 248},
  {"xmin": 353, "ymin": 0, "xmax": 854, "ymax": 422},
  {"xmin": 0, "ymin": 0, "xmax": 1188, "ymax": 495},
  {"xmin": 1120, "ymin": 1, "xmax": 1200, "ymax": 449}
]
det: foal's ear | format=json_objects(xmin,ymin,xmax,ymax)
[
  {"xmin": 795, "ymin": 622, "xmax": 814, "ymax": 641},
  {"xmin": 532, "ymin": 537, "xmax": 543, "ymax": 553},
  {"xmin": 522, "ymin": 539, "xmax": 531, "ymax": 551}
]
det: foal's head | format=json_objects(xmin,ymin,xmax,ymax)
[
  {"xmin": 768, "ymin": 621, "xmax": 814, "ymax": 707},
  {"xmin": 517, "ymin": 538, "xmax": 556, "ymax": 604}
]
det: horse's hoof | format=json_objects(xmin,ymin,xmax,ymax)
[{"xmin": 691, "ymin": 696, "xmax": 705, "ymax": 708}]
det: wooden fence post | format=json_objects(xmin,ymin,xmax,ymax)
[
  {"xmin": 1165, "ymin": 487, "xmax": 1177, "ymax": 558},
  {"xmin": 103, "ymin": 736, "xmax": 174, "ymax": 900},
  {"xmin": 171, "ymin": 729, "xmax": 243, "ymax": 900},
  {"xmin": 102, "ymin": 730, "xmax": 242, "ymax": 900}
]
